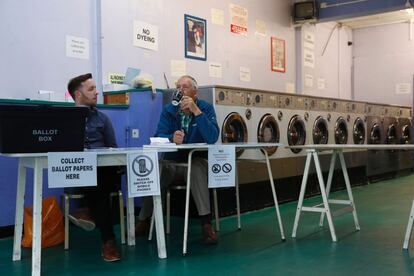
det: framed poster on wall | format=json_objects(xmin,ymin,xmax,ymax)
[
  {"xmin": 271, "ymin": 37, "xmax": 285, "ymax": 73},
  {"xmin": 184, "ymin": 14, "xmax": 207, "ymax": 61}
]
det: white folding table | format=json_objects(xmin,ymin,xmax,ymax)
[
  {"xmin": 145, "ymin": 142, "xmax": 285, "ymax": 255},
  {"xmin": 6, "ymin": 148, "xmax": 167, "ymax": 276},
  {"xmin": 289, "ymin": 144, "xmax": 414, "ymax": 242}
]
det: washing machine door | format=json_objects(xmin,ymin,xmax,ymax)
[
  {"xmin": 386, "ymin": 123, "xmax": 397, "ymax": 144},
  {"xmin": 369, "ymin": 123, "xmax": 382, "ymax": 144},
  {"xmin": 335, "ymin": 117, "xmax": 348, "ymax": 144},
  {"xmin": 312, "ymin": 116, "xmax": 329, "ymax": 144},
  {"xmin": 221, "ymin": 112, "xmax": 248, "ymax": 157},
  {"xmin": 401, "ymin": 124, "xmax": 411, "ymax": 144},
  {"xmin": 257, "ymin": 113, "xmax": 279, "ymax": 155},
  {"xmin": 353, "ymin": 117, "xmax": 365, "ymax": 144},
  {"xmin": 288, "ymin": 115, "xmax": 306, "ymax": 153}
]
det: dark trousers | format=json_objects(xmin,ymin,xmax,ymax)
[{"xmin": 65, "ymin": 166, "xmax": 120, "ymax": 242}]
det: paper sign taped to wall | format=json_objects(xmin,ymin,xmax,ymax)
[{"xmin": 66, "ymin": 35, "xmax": 89, "ymax": 60}]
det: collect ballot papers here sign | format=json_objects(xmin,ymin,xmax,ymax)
[
  {"xmin": 48, "ymin": 152, "xmax": 97, "ymax": 188},
  {"xmin": 208, "ymin": 145, "xmax": 236, "ymax": 188},
  {"xmin": 127, "ymin": 150, "xmax": 160, "ymax": 198}
]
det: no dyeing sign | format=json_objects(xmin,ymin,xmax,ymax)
[
  {"xmin": 48, "ymin": 152, "xmax": 97, "ymax": 188},
  {"xmin": 133, "ymin": 20, "xmax": 159, "ymax": 51}
]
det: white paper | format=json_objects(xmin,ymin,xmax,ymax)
[
  {"xmin": 255, "ymin": 19, "xmax": 267, "ymax": 36},
  {"xmin": 170, "ymin": 59, "xmax": 186, "ymax": 77},
  {"xmin": 304, "ymin": 31, "xmax": 315, "ymax": 50},
  {"xmin": 66, "ymin": 35, "xmax": 89, "ymax": 60},
  {"xmin": 208, "ymin": 145, "xmax": 236, "ymax": 188},
  {"xmin": 396, "ymin": 83, "xmax": 411, "ymax": 94},
  {"xmin": 286, "ymin": 82, "xmax": 295, "ymax": 94},
  {"xmin": 150, "ymin": 137, "xmax": 172, "ymax": 145},
  {"xmin": 230, "ymin": 3, "xmax": 248, "ymax": 35},
  {"xmin": 48, "ymin": 152, "xmax": 97, "ymax": 188},
  {"xmin": 317, "ymin": 78, "xmax": 326, "ymax": 90},
  {"xmin": 240, "ymin": 66, "xmax": 251, "ymax": 82},
  {"xmin": 303, "ymin": 49, "xmax": 315, "ymax": 68},
  {"xmin": 211, "ymin": 8, "xmax": 224, "ymax": 25},
  {"xmin": 133, "ymin": 20, "xmax": 159, "ymax": 51},
  {"xmin": 305, "ymin": 74, "xmax": 314, "ymax": 88},
  {"xmin": 127, "ymin": 151, "xmax": 160, "ymax": 197},
  {"xmin": 209, "ymin": 62, "xmax": 222, "ymax": 78}
]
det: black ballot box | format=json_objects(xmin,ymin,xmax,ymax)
[{"xmin": 0, "ymin": 104, "xmax": 89, "ymax": 153}]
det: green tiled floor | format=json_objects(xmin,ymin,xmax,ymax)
[{"xmin": 2, "ymin": 174, "xmax": 414, "ymax": 275}]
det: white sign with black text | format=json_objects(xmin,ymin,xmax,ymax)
[
  {"xmin": 208, "ymin": 145, "xmax": 236, "ymax": 188},
  {"xmin": 133, "ymin": 20, "xmax": 159, "ymax": 51},
  {"xmin": 48, "ymin": 152, "xmax": 97, "ymax": 188},
  {"xmin": 127, "ymin": 150, "xmax": 160, "ymax": 197}
]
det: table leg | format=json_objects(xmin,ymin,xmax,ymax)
[
  {"xmin": 13, "ymin": 161, "xmax": 26, "ymax": 261},
  {"xmin": 313, "ymin": 152, "xmax": 337, "ymax": 242},
  {"xmin": 183, "ymin": 151, "xmax": 194, "ymax": 256},
  {"xmin": 292, "ymin": 151, "xmax": 312, "ymax": 238},
  {"xmin": 235, "ymin": 164, "xmax": 241, "ymax": 230},
  {"xmin": 403, "ymin": 200, "xmax": 414, "ymax": 249},
  {"xmin": 263, "ymin": 149, "xmax": 285, "ymax": 241},
  {"xmin": 213, "ymin": 188, "xmax": 220, "ymax": 232},
  {"xmin": 338, "ymin": 151, "xmax": 360, "ymax": 230},
  {"xmin": 153, "ymin": 195, "xmax": 167, "ymax": 258},
  {"xmin": 32, "ymin": 158, "xmax": 43, "ymax": 276},
  {"xmin": 126, "ymin": 196, "xmax": 135, "ymax": 246},
  {"xmin": 319, "ymin": 151, "xmax": 337, "ymax": 227}
]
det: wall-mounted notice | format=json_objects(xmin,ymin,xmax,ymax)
[
  {"xmin": 304, "ymin": 31, "xmax": 315, "ymax": 50},
  {"xmin": 127, "ymin": 151, "xmax": 160, "ymax": 197},
  {"xmin": 240, "ymin": 66, "xmax": 251, "ymax": 82},
  {"xmin": 255, "ymin": 19, "xmax": 267, "ymax": 36},
  {"xmin": 395, "ymin": 83, "xmax": 411, "ymax": 94},
  {"xmin": 305, "ymin": 74, "xmax": 314, "ymax": 88},
  {"xmin": 208, "ymin": 145, "xmax": 236, "ymax": 188},
  {"xmin": 48, "ymin": 152, "xmax": 97, "ymax": 188},
  {"xmin": 230, "ymin": 3, "xmax": 248, "ymax": 35},
  {"xmin": 286, "ymin": 82, "xmax": 295, "ymax": 94},
  {"xmin": 209, "ymin": 62, "xmax": 223, "ymax": 78},
  {"xmin": 171, "ymin": 59, "xmax": 186, "ymax": 77},
  {"xmin": 303, "ymin": 49, "xmax": 315, "ymax": 68},
  {"xmin": 211, "ymin": 8, "xmax": 224, "ymax": 25},
  {"xmin": 133, "ymin": 20, "xmax": 159, "ymax": 51},
  {"xmin": 317, "ymin": 78, "xmax": 326, "ymax": 90},
  {"xmin": 108, "ymin": 73, "xmax": 125, "ymax": 84},
  {"xmin": 66, "ymin": 35, "xmax": 89, "ymax": 60}
]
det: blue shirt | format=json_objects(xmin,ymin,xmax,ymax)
[{"xmin": 84, "ymin": 107, "xmax": 117, "ymax": 149}]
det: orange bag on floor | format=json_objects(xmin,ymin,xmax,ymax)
[{"xmin": 22, "ymin": 196, "xmax": 64, "ymax": 248}]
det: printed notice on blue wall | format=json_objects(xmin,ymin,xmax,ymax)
[
  {"xmin": 208, "ymin": 145, "xmax": 236, "ymax": 188},
  {"xmin": 48, "ymin": 152, "xmax": 97, "ymax": 188},
  {"xmin": 127, "ymin": 150, "xmax": 160, "ymax": 197},
  {"xmin": 133, "ymin": 20, "xmax": 159, "ymax": 51}
]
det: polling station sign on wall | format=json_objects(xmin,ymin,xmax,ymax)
[
  {"xmin": 133, "ymin": 20, "xmax": 159, "ymax": 51},
  {"xmin": 208, "ymin": 145, "xmax": 236, "ymax": 188},
  {"xmin": 47, "ymin": 152, "xmax": 97, "ymax": 188},
  {"xmin": 127, "ymin": 150, "xmax": 160, "ymax": 198}
]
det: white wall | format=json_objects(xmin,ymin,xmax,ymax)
[
  {"xmin": 353, "ymin": 22, "xmax": 414, "ymax": 106},
  {"xmin": 297, "ymin": 22, "xmax": 353, "ymax": 99},
  {"xmin": 0, "ymin": 0, "xmax": 97, "ymax": 101},
  {"xmin": 101, "ymin": 0, "xmax": 296, "ymax": 92}
]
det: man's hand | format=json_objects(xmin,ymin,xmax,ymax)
[
  {"xmin": 180, "ymin": 96, "xmax": 202, "ymax": 116},
  {"xmin": 173, "ymin": 130, "xmax": 185, "ymax": 144}
]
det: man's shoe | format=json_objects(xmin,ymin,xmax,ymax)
[
  {"xmin": 202, "ymin": 224, "xmax": 218, "ymax": 245},
  {"xmin": 68, "ymin": 208, "xmax": 95, "ymax": 231},
  {"xmin": 102, "ymin": 239, "xmax": 121, "ymax": 262},
  {"xmin": 135, "ymin": 219, "xmax": 150, "ymax": 236}
]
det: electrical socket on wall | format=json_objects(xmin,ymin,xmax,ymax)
[{"xmin": 132, "ymin": 129, "xmax": 139, "ymax": 138}]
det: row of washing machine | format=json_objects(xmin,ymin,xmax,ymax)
[{"xmin": 163, "ymin": 85, "xmax": 412, "ymax": 184}]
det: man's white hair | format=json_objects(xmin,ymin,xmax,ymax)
[{"xmin": 180, "ymin": 75, "xmax": 198, "ymax": 90}]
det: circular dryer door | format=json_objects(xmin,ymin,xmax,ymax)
[
  {"xmin": 257, "ymin": 114, "xmax": 279, "ymax": 155},
  {"xmin": 401, "ymin": 124, "xmax": 411, "ymax": 144},
  {"xmin": 353, "ymin": 117, "xmax": 365, "ymax": 144},
  {"xmin": 369, "ymin": 123, "xmax": 382, "ymax": 144},
  {"xmin": 335, "ymin": 117, "xmax": 348, "ymax": 144},
  {"xmin": 221, "ymin": 112, "xmax": 248, "ymax": 157},
  {"xmin": 386, "ymin": 124, "xmax": 397, "ymax": 144},
  {"xmin": 312, "ymin": 116, "xmax": 329, "ymax": 144},
  {"xmin": 288, "ymin": 115, "xmax": 306, "ymax": 153}
]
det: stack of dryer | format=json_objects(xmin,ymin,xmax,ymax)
[{"xmin": 397, "ymin": 106, "xmax": 413, "ymax": 172}]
